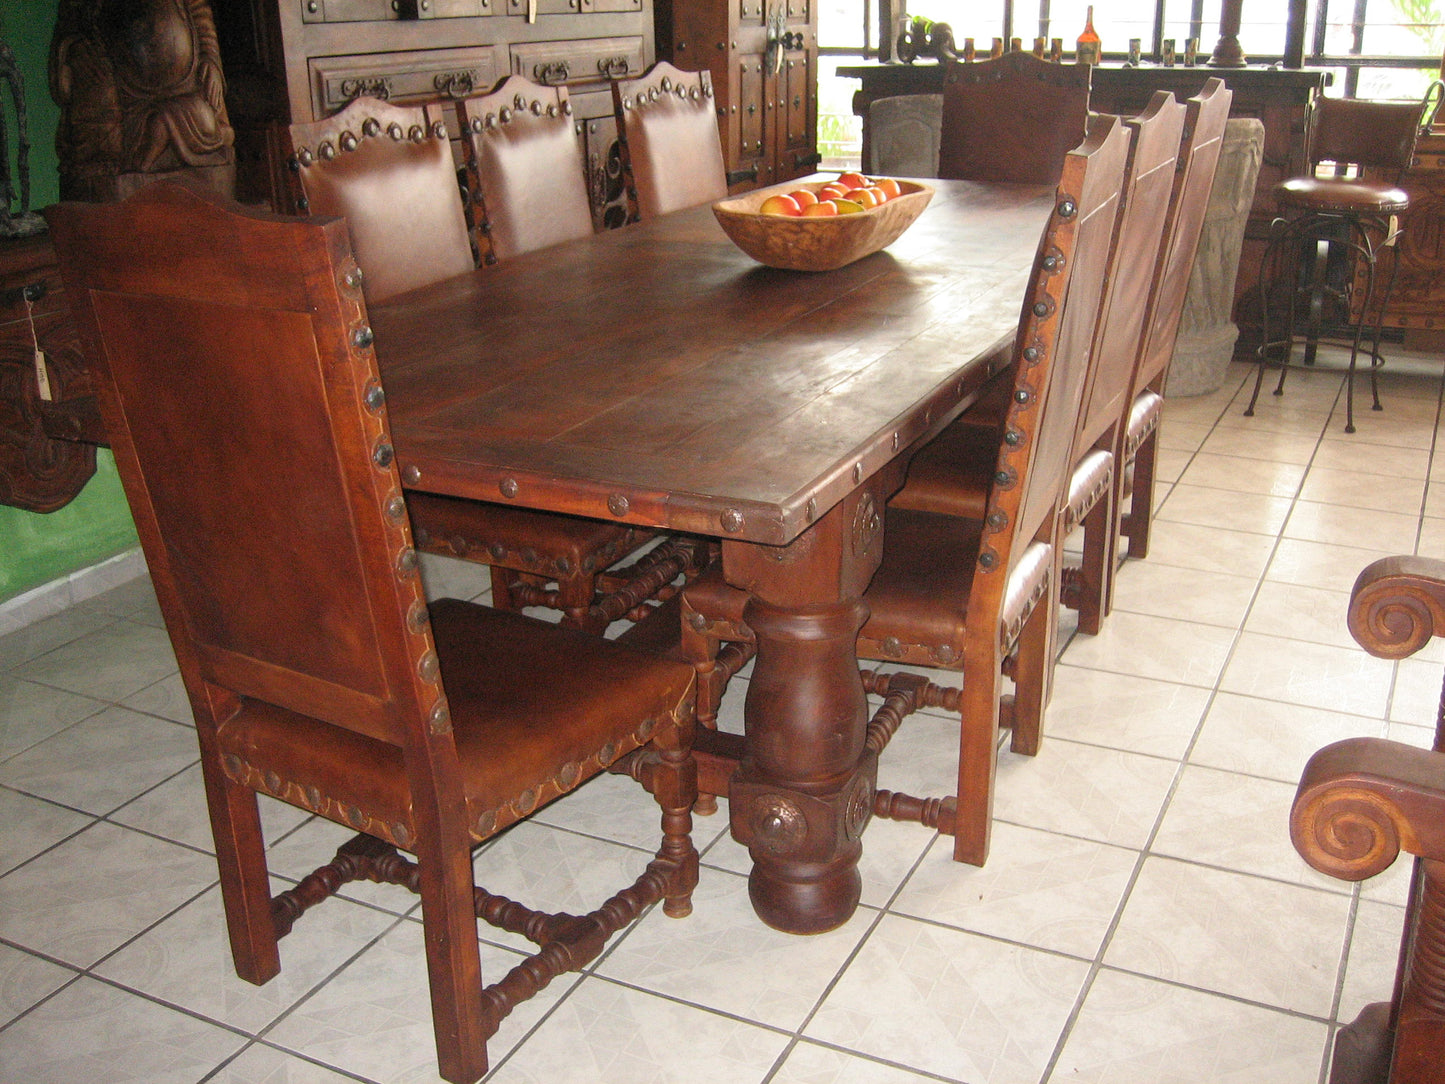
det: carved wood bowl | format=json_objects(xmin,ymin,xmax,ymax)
[{"xmin": 712, "ymin": 180, "xmax": 935, "ymax": 272}]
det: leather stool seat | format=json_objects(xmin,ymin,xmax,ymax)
[{"xmin": 1276, "ymin": 176, "xmax": 1410, "ymax": 215}]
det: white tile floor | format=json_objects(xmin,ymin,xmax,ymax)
[{"xmin": 1, "ymin": 353, "xmax": 1441, "ymax": 1083}]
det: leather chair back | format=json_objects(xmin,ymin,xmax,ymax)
[
  {"xmin": 939, "ymin": 52, "xmax": 1092, "ymax": 185},
  {"xmin": 50, "ymin": 180, "xmax": 436, "ymax": 746},
  {"xmin": 613, "ymin": 62, "xmax": 728, "ymax": 219},
  {"xmin": 459, "ymin": 76, "xmax": 595, "ymax": 263},
  {"xmin": 1011, "ymin": 113, "xmax": 1131, "ymax": 563},
  {"xmin": 1074, "ymin": 91, "xmax": 1186, "ymax": 460},
  {"xmin": 282, "ymin": 97, "xmax": 475, "ymax": 304},
  {"xmin": 1134, "ymin": 78, "xmax": 1233, "ymax": 396},
  {"xmin": 1308, "ymin": 95, "xmax": 1426, "ymax": 180}
]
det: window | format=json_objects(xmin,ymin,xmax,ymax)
[{"xmin": 820, "ymin": 0, "xmax": 1444, "ymax": 169}]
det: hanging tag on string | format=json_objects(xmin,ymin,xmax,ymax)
[{"xmin": 25, "ymin": 296, "xmax": 53, "ymax": 401}]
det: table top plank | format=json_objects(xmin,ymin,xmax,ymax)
[{"xmin": 372, "ymin": 179, "xmax": 1053, "ymax": 545}]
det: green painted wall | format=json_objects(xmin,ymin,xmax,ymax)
[{"xmin": 1, "ymin": 2, "xmax": 138, "ymax": 603}]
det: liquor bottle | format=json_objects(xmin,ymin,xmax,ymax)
[{"xmin": 1076, "ymin": 5, "xmax": 1101, "ymax": 64}]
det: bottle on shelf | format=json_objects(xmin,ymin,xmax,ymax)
[{"xmin": 1076, "ymin": 5, "xmax": 1101, "ymax": 64}]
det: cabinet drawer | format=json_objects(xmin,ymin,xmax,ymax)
[
  {"xmin": 310, "ymin": 46, "xmax": 501, "ymax": 115},
  {"xmin": 509, "ymin": 36, "xmax": 646, "ymax": 89},
  {"xmin": 301, "ymin": 0, "xmax": 400, "ymax": 23},
  {"xmin": 300, "ymin": 0, "xmax": 493, "ymax": 20},
  {"xmin": 502, "ymin": 0, "xmax": 641, "ymax": 14}
]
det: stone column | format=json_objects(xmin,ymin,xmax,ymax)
[{"xmin": 1166, "ymin": 118, "xmax": 1265, "ymax": 397}]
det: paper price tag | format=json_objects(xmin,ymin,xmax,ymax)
[
  {"xmin": 23, "ymin": 297, "xmax": 52, "ymax": 400},
  {"xmin": 34, "ymin": 348, "xmax": 53, "ymax": 401}
]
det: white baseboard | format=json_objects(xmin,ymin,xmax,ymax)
[{"xmin": 0, "ymin": 547, "xmax": 148, "ymax": 636}]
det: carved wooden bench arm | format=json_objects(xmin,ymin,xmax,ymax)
[
  {"xmin": 1292, "ymin": 737, "xmax": 1445, "ymax": 881},
  {"xmin": 1348, "ymin": 554, "xmax": 1445, "ymax": 661},
  {"xmin": 1292, "ymin": 735, "xmax": 1445, "ymax": 1083}
]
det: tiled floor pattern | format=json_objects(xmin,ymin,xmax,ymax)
[{"xmin": 2, "ymin": 353, "xmax": 1441, "ymax": 1082}]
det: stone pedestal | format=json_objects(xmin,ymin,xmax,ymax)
[{"xmin": 1165, "ymin": 118, "xmax": 1265, "ymax": 396}]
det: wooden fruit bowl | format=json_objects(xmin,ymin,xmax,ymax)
[{"xmin": 712, "ymin": 180, "xmax": 934, "ymax": 272}]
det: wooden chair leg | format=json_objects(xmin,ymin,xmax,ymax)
[
  {"xmin": 196, "ymin": 739, "xmax": 281, "ymax": 985},
  {"xmin": 1076, "ymin": 480, "xmax": 1115, "ymax": 635},
  {"xmin": 1123, "ymin": 430, "xmax": 1158, "ymax": 560},
  {"xmin": 650, "ymin": 727, "xmax": 700, "ymax": 919},
  {"xmin": 1008, "ymin": 587, "xmax": 1055, "ymax": 757},
  {"xmin": 412, "ymin": 817, "xmax": 492, "ymax": 1084},
  {"xmin": 952, "ymin": 646, "xmax": 1003, "ymax": 866},
  {"xmin": 489, "ymin": 566, "xmax": 523, "ymax": 612}
]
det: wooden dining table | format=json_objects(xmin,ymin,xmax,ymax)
[{"xmin": 369, "ymin": 177, "xmax": 1056, "ymax": 935}]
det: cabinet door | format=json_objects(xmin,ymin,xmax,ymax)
[
  {"xmin": 735, "ymin": 53, "xmax": 768, "ymax": 182},
  {"xmin": 774, "ymin": 49, "xmax": 815, "ymax": 182}
]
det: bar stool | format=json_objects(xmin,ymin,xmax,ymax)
[{"xmin": 1246, "ymin": 95, "xmax": 1426, "ymax": 433}]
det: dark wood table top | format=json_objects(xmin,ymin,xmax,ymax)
[{"xmin": 371, "ymin": 178, "xmax": 1055, "ymax": 546}]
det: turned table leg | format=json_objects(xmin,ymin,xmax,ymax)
[{"xmin": 721, "ymin": 484, "xmax": 885, "ymax": 934}]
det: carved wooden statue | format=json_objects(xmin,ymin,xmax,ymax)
[
  {"xmin": 48, "ymin": 0, "xmax": 234, "ymax": 201},
  {"xmin": 0, "ymin": 39, "xmax": 44, "ymax": 238}
]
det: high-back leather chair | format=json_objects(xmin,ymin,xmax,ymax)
[
  {"xmin": 279, "ymin": 97, "xmax": 474, "ymax": 303},
  {"xmin": 887, "ymin": 93, "xmax": 1185, "ymax": 639},
  {"xmin": 282, "ymin": 95, "xmax": 682, "ymax": 633},
  {"xmin": 1291, "ymin": 555, "xmax": 1445, "ymax": 1084},
  {"xmin": 1057, "ymin": 91, "xmax": 1186, "ymax": 632},
  {"xmin": 459, "ymin": 76, "xmax": 595, "ymax": 264},
  {"xmin": 681, "ymin": 116, "xmax": 1133, "ymax": 866},
  {"xmin": 1120, "ymin": 79, "xmax": 1232, "ymax": 564},
  {"xmin": 612, "ymin": 62, "xmax": 728, "ymax": 219},
  {"xmin": 939, "ymin": 51, "xmax": 1092, "ymax": 185},
  {"xmin": 46, "ymin": 181, "xmax": 700, "ymax": 1084}
]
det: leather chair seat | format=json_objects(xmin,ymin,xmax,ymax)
[
  {"xmin": 1125, "ymin": 388, "xmax": 1163, "ymax": 458},
  {"xmin": 861, "ymin": 508, "xmax": 1052, "ymax": 661},
  {"xmin": 1063, "ymin": 448, "xmax": 1112, "ymax": 534},
  {"xmin": 216, "ymin": 601, "xmax": 695, "ymax": 846},
  {"xmin": 1275, "ymin": 176, "xmax": 1411, "ymax": 215}
]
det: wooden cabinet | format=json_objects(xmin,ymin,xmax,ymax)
[
  {"xmin": 215, "ymin": 0, "xmax": 655, "ymax": 227},
  {"xmin": 655, "ymin": 0, "xmax": 820, "ymax": 190},
  {"xmin": 0, "ymin": 236, "xmax": 100, "ymax": 513},
  {"xmin": 1377, "ymin": 128, "xmax": 1445, "ymax": 338}
]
